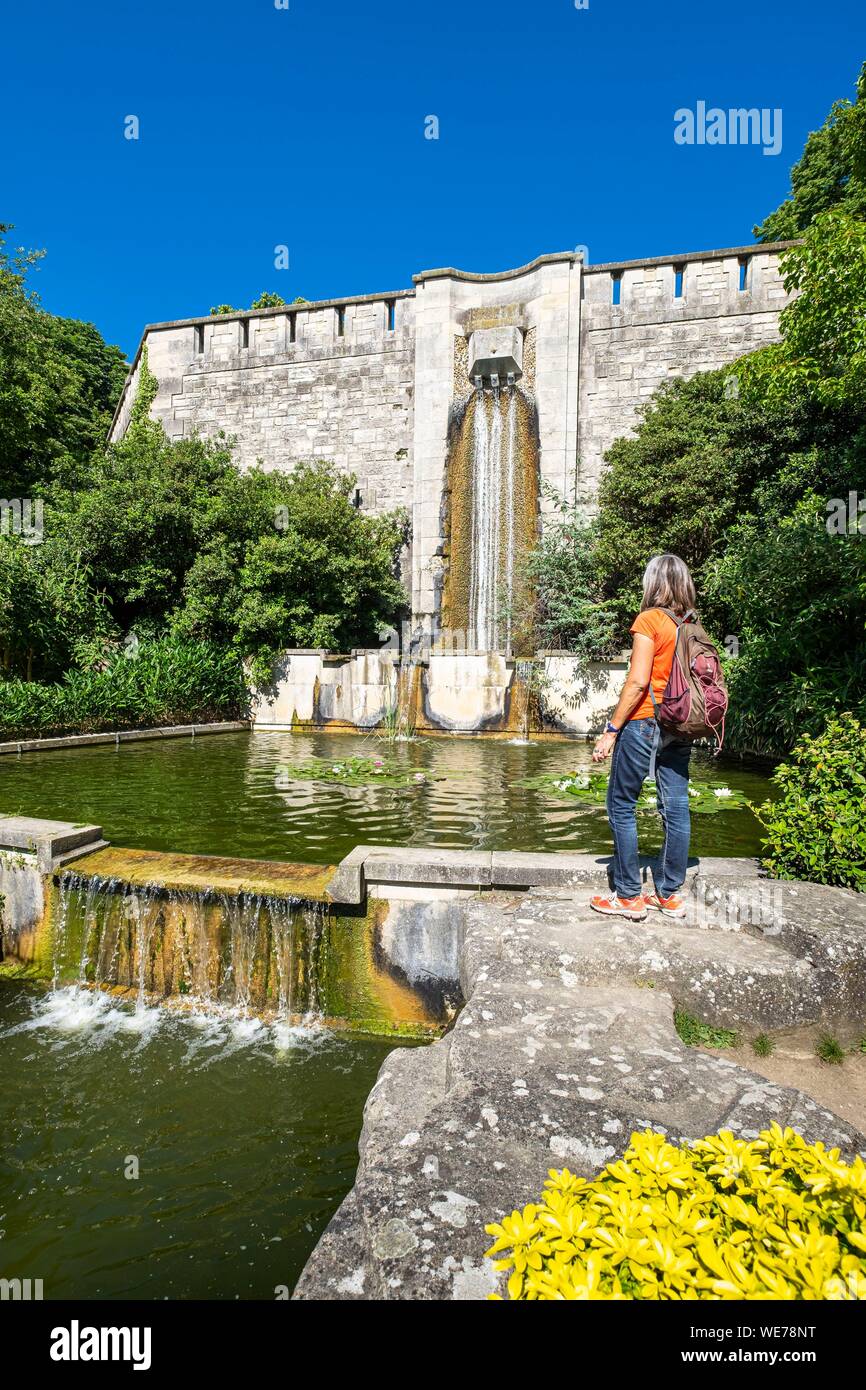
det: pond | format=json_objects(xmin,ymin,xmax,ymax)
[
  {"xmin": 0, "ymin": 980, "xmax": 403, "ymax": 1299},
  {"xmin": 0, "ymin": 730, "xmax": 774, "ymax": 863}
]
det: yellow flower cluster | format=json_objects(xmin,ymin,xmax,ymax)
[{"xmin": 485, "ymin": 1125, "xmax": 866, "ymax": 1300}]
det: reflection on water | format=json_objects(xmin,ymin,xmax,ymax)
[
  {"xmin": 0, "ymin": 730, "xmax": 774, "ymax": 864},
  {"xmin": 0, "ymin": 980, "xmax": 400, "ymax": 1299}
]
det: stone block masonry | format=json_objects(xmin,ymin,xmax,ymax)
[{"xmin": 111, "ymin": 243, "xmax": 797, "ymax": 632}]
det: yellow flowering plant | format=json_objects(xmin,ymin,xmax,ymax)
[{"xmin": 484, "ymin": 1125, "xmax": 866, "ymax": 1300}]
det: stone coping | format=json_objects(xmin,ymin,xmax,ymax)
[
  {"xmin": 0, "ymin": 720, "xmax": 250, "ymax": 757},
  {"xmin": 0, "ymin": 815, "xmax": 107, "ymax": 872},
  {"xmin": 326, "ymin": 845, "xmax": 759, "ymax": 906},
  {"xmin": 413, "ymin": 251, "xmax": 582, "ymax": 284},
  {"xmin": 582, "ymin": 240, "xmax": 801, "ymax": 274},
  {"xmin": 141, "ymin": 288, "xmax": 416, "ymax": 334}
]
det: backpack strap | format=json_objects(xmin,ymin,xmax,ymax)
[{"xmin": 660, "ymin": 606, "xmax": 696, "ymax": 626}]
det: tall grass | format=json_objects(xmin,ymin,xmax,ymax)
[{"xmin": 0, "ymin": 639, "xmax": 247, "ymax": 740}]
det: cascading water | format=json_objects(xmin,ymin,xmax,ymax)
[
  {"xmin": 443, "ymin": 381, "xmax": 540, "ymax": 653},
  {"xmin": 46, "ymin": 872, "xmax": 327, "ymax": 1026}
]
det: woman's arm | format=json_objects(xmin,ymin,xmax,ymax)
[{"xmin": 592, "ymin": 632, "xmax": 654, "ymax": 762}]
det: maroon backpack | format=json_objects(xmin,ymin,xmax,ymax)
[{"xmin": 650, "ymin": 608, "xmax": 729, "ymax": 752}]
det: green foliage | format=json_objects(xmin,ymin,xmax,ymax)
[
  {"xmin": 0, "ymin": 534, "xmax": 113, "ymax": 682},
  {"xmin": 816, "ymin": 1033, "xmax": 846, "ymax": 1065},
  {"xmin": 0, "ymin": 224, "xmax": 127, "ymax": 496},
  {"xmin": 173, "ymin": 460, "xmax": 407, "ymax": 683},
  {"xmin": 277, "ymin": 755, "xmax": 436, "ymax": 788},
  {"xmin": 704, "ymin": 491, "xmax": 866, "ymax": 756},
  {"xmin": 523, "ymin": 488, "xmax": 618, "ymax": 657},
  {"xmin": 593, "ymin": 372, "xmax": 740, "ymax": 633},
  {"xmin": 755, "ymin": 61, "xmax": 866, "ymax": 242},
  {"xmin": 0, "ymin": 637, "xmax": 245, "ymax": 740},
  {"xmin": 128, "ymin": 346, "xmax": 159, "ymax": 430},
  {"xmin": 674, "ymin": 1010, "xmax": 738, "ymax": 1049},
  {"xmin": 739, "ymin": 210, "xmax": 866, "ymax": 409},
  {"xmin": 209, "ymin": 292, "xmax": 298, "ymax": 315},
  {"xmin": 753, "ymin": 713, "xmax": 866, "ymax": 890},
  {"xmin": 250, "ymin": 291, "xmax": 286, "ymax": 309},
  {"xmin": 515, "ymin": 769, "xmax": 749, "ymax": 814},
  {"xmin": 752, "ymin": 1034, "xmax": 774, "ymax": 1058},
  {"xmin": 52, "ymin": 425, "xmax": 237, "ymax": 631}
]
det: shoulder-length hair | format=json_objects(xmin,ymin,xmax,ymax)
[{"xmin": 640, "ymin": 554, "xmax": 697, "ymax": 616}]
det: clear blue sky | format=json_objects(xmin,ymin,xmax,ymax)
[{"xmin": 2, "ymin": 0, "xmax": 864, "ymax": 359}]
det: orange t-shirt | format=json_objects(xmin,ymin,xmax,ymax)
[{"xmin": 628, "ymin": 608, "xmax": 678, "ymax": 721}]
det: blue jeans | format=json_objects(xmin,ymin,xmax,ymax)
[{"xmin": 606, "ymin": 717, "xmax": 692, "ymax": 899}]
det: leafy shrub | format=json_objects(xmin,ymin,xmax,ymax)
[
  {"xmin": 0, "ymin": 638, "xmax": 245, "ymax": 740},
  {"xmin": 753, "ymin": 713, "xmax": 866, "ymax": 890},
  {"xmin": 485, "ymin": 1125, "xmax": 866, "ymax": 1300}
]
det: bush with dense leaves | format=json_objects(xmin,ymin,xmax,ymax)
[
  {"xmin": 0, "ymin": 638, "xmax": 246, "ymax": 740},
  {"xmin": 753, "ymin": 712, "xmax": 866, "ymax": 890},
  {"xmin": 485, "ymin": 1125, "xmax": 866, "ymax": 1300}
]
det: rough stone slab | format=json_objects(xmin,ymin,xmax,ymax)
[{"xmin": 295, "ymin": 884, "xmax": 866, "ymax": 1300}]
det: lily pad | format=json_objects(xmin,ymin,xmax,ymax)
[
  {"xmin": 515, "ymin": 770, "xmax": 749, "ymax": 814},
  {"xmin": 277, "ymin": 755, "xmax": 438, "ymax": 789}
]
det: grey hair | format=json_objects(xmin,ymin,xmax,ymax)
[{"xmin": 641, "ymin": 553, "xmax": 697, "ymax": 616}]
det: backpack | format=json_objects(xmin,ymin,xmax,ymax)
[{"xmin": 649, "ymin": 608, "xmax": 729, "ymax": 753}]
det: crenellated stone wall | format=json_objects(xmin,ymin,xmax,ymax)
[{"xmin": 111, "ymin": 242, "xmax": 797, "ymax": 637}]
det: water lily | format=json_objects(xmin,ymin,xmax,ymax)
[{"xmin": 714, "ymin": 787, "xmax": 733, "ymax": 798}]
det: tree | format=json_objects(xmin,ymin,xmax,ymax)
[
  {"xmin": 0, "ymin": 224, "xmax": 127, "ymax": 497},
  {"xmin": 739, "ymin": 210, "xmax": 866, "ymax": 409},
  {"xmin": 754, "ymin": 61, "xmax": 866, "ymax": 241},
  {"xmin": 175, "ymin": 460, "xmax": 408, "ymax": 681}
]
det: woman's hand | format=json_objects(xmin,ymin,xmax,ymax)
[{"xmin": 592, "ymin": 730, "xmax": 617, "ymax": 762}]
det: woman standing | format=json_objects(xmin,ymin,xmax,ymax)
[{"xmin": 589, "ymin": 554, "xmax": 697, "ymax": 923}]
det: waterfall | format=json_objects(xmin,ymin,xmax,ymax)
[
  {"xmin": 49, "ymin": 873, "xmax": 326, "ymax": 1021},
  {"xmin": 443, "ymin": 382, "xmax": 539, "ymax": 654}
]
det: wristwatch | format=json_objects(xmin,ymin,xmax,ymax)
[{"xmin": 605, "ymin": 721, "xmax": 620, "ymax": 735}]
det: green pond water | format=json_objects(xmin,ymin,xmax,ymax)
[
  {"xmin": 0, "ymin": 980, "xmax": 403, "ymax": 1299},
  {"xmin": 0, "ymin": 729, "xmax": 774, "ymax": 863}
]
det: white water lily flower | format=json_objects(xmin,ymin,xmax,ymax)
[
  {"xmin": 713, "ymin": 787, "xmax": 733, "ymax": 798},
  {"xmin": 688, "ymin": 786, "xmax": 700, "ymax": 797},
  {"xmin": 645, "ymin": 795, "xmax": 657, "ymax": 807}
]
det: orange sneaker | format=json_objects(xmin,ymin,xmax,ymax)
[
  {"xmin": 589, "ymin": 892, "xmax": 647, "ymax": 922},
  {"xmin": 643, "ymin": 891, "xmax": 687, "ymax": 919}
]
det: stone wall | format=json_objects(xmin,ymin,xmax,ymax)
[
  {"xmin": 112, "ymin": 241, "xmax": 796, "ymax": 636},
  {"xmin": 577, "ymin": 244, "xmax": 795, "ymax": 492},
  {"xmin": 111, "ymin": 292, "xmax": 417, "ymax": 516},
  {"xmin": 250, "ymin": 649, "xmax": 627, "ymax": 736}
]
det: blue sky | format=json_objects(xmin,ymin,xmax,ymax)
[{"xmin": 2, "ymin": 0, "xmax": 864, "ymax": 358}]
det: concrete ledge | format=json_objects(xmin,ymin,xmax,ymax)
[
  {"xmin": 0, "ymin": 721, "xmax": 250, "ymax": 757},
  {"xmin": 325, "ymin": 846, "xmax": 761, "ymax": 905},
  {"xmin": 0, "ymin": 815, "xmax": 107, "ymax": 872}
]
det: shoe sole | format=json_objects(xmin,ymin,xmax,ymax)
[
  {"xmin": 644, "ymin": 902, "xmax": 687, "ymax": 919},
  {"xmin": 590, "ymin": 902, "xmax": 647, "ymax": 922}
]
